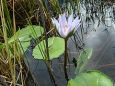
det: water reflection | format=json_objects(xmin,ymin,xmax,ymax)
[
  {"xmin": 85, "ymin": 25, "xmax": 115, "ymax": 82},
  {"xmin": 68, "ymin": 0, "xmax": 115, "ymax": 83},
  {"xmin": 82, "ymin": 6, "xmax": 115, "ymax": 83}
]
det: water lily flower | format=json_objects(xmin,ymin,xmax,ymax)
[{"xmin": 51, "ymin": 13, "xmax": 81, "ymax": 38}]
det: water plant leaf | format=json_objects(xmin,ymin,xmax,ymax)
[
  {"xmin": 8, "ymin": 25, "xmax": 44, "ymax": 53},
  {"xmin": 18, "ymin": 25, "xmax": 44, "ymax": 52},
  {"xmin": 8, "ymin": 29, "xmax": 21, "ymax": 43},
  {"xmin": 8, "ymin": 25, "xmax": 44, "ymax": 42},
  {"xmin": 75, "ymin": 48, "xmax": 93, "ymax": 74},
  {"xmin": 19, "ymin": 25, "xmax": 44, "ymax": 40},
  {"xmin": 18, "ymin": 41, "xmax": 30, "ymax": 52},
  {"xmin": 68, "ymin": 70, "xmax": 114, "ymax": 86},
  {"xmin": 0, "ymin": 44, "xmax": 5, "ymax": 51},
  {"xmin": 33, "ymin": 37, "xmax": 65, "ymax": 60}
]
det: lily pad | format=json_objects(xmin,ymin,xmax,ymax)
[
  {"xmin": 8, "ymin": 25, "xmax": 44, "ymax": 43},
  {"xmin": 8, "ymin": 29, "xmax": 21, "ymax": 43},
  {"xmin": 68, "ymin": 70, "xmax": 114, "ymax": 86},
  {"xmin": 19, "ymin": 25, "xmax": 44, "ymax": 40},
  {"xmin": 75, "ymin": 48, "xmax": 93, "ymax": 74},
  {"xmin": 33, "ymin": 37, "xmax": 65, "ymax": 60},
  {"xmin": 18, "ymin": 41, "xmax": 30, "ymax": 52},
  {"xmin": 8, "ymin": 25, "xmax": 44, "ymax": 53}
]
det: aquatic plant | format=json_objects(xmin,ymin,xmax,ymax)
[
  {"xmin": 51, "ymin": 13, "xmax": 81, "ymax": 39},
  {"xmin": 51, "ymin": 13, "xmax": 81, "ymax": 81},
  {"xmin": 68, "ymin": 70, "xmax": 114, "ymax": 86}
]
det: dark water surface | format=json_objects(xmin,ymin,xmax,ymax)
[{"xmin": 84, "ymin": 22, "xmax": 115, "ymax": 83}]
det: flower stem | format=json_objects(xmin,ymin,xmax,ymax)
[{"xmin": 64, "ymin": 39, "xmax": 69, "ymax": 81}]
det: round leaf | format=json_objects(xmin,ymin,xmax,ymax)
[
  {"xmin": 68, "ymin": 70, "xmax": 114, "ymax": 86},
  {"xmin": 18, "ymin": 42, "xmax": 30, "ymax": 52},
  {"xmin": 8, "ymin": 25, "xmax": 44, "ymax": 53},
  {"xmin": 19, "ymin": 25, "xmax": 44, "ymax": 40},
  {"xmin": 33, "ymin": 37, "xmax": 65, "ymax": 60},
  {"xmin": 8, "ymin": 25, "xmax": 44, "ymax": 43}
]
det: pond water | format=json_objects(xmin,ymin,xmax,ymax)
[
  {"xmin": 84, "ymin": 17, "xmax": 115, "ymax": 82},
  {"xmin": 24, "ymin": 1, "xmax": 115, "ymax": 86}
]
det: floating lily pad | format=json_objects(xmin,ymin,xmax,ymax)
[
  {"xmin": 68, "ymin": 70, "xmax": 114, "ymax": 86},
  {"xmin": 19, "ymin": 25, "xmax": 44, "ymax": 40},
  {"xmin": 8, "ymin": 25, "xmax": 44, "ymax": 53},
  {"xmin": 8, "ymin": 25, "xmax": 44, "ymax": 43},
  {"xmin": 75, "ymin": 48, "xmax": 93, "ymax": 74},
  {"xmin": 33, "ymin": 37, "xmax": 65, "ymax": 60},
  {"xmin": 8, "ymin": 29, "xmax": 21, "ymax": 43},
  {"xmin": 18, "ymin": 41, "xmax": 30, "ymax": 52}
]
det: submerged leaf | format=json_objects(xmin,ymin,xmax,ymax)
[
  {"xmin": 68, "ymin": 70, "xmax": 114, "ymax": 86},
  {"xmin": 33, "ymin": 37, "xmax": 65, "ymax": 60},
  {"xmin": 75, "ymin": 48, "xmax": 93, "ymax": 74}
]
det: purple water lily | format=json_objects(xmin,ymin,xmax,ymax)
[{"xmin": 51, "ymin": 13, "xmax": 81, "ymax": 38}]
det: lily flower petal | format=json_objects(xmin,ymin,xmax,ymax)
[
  {"xmin": 72, "ymin": 17, "xmax": 80, "ymax": 29},
  {"xmin": 51, "ymin": 18, "xmax": 61, "ymax": 34},
  {"xmin": 59, "ymin": 13, "xmax": 67, "ymax": 27},
  {"xmin": 51, "ymin": 18, "xmax": 59, "ymax": 28},
  {"xmin": 59, "ymin": 27, "xmax": 66, "ymax": 37},
  {"xmin": 52, "ymin": 13, "xmax": 81, "ymax": 38},
  {"xmin": 60, "ymin": 26, "xmax": 72, "ymax": 38}
]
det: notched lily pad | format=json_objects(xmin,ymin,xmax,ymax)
[{"xmin": 33, "ymin": 37, "xmax": 65, "ymax": 60}]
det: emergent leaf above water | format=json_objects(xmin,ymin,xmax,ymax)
[{"xmin": 75, "ymin": 48, "xmax": 93, "ymax": 74}]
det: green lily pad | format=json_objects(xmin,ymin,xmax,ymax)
[
  {"xmin": 19, "ymin": 25, "xmax": 44, "ymax": 40},
  {"xmin": 8, "ymin": 29, "xmax": 21, "ymax": 43},
  {"xmin": 8, "ymin": 25, "xmax": 44, "ymax": 53},
  {"xmin": 33, "ymin": 37, "xmax": 65, "ymax": 60},
  {"xmin": 75, "ymin": 48, "xmax": 93, "ymax": 74},
  {"xmin": 68, "ymin": 70, "xmax": 114, "ymax": 86},
  {"xmin": 18, "ymin": 41, "xmax": 30, "ymax": 52},
  {"xmin": 8, "ymin": 25, "xmax": 44, "ymax": 43}
]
